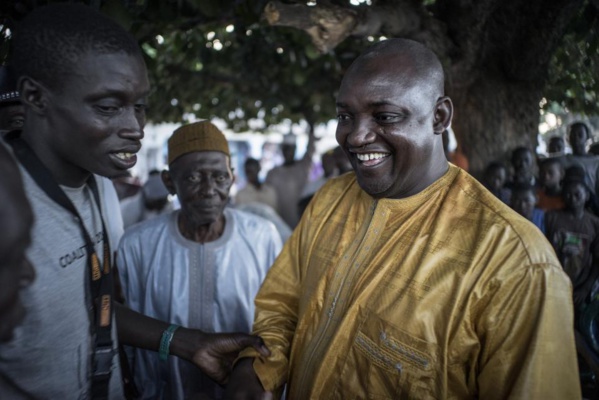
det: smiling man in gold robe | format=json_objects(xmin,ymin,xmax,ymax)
[{"xmin": 225, "ymin": 38, "xmax": 580, "ymax": 399}]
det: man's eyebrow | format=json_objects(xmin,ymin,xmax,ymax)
[
  {"xmin": 186, "ymin": 165, "xmax": 230, "ymax": 172},
  {"xmin": 336, "ymin": 100, "xmax": 399, "ymax": 108},
  {"xmin": 88, "ymin": 87, "xmax": 150, "ymax": 100},
  {"xmin": 369, "ymin": 100, "xmax": 399, "ymax": 107}
]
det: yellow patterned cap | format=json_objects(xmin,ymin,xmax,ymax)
[{"xmin": 167, "ymin": 121, "xmax": 230, "ymax": 165}]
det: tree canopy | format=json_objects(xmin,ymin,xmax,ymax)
[{"xmin": 1, "ymin": 0, "xmax": 598, "ymax": 172}]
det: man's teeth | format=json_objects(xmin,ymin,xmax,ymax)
[
  {"xmin": 356, "ymin": 153, "xmax": 388, "ymax": 161},
  {"xmin": 115, "ymin": 152, "xmax": 134, "ymax": 160}
]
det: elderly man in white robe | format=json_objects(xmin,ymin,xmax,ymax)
[{"xmin": 116, "ymin": 121, "xmax": 282, "ymax": 399}]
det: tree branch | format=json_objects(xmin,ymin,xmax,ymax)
[
  {"xmin": 263, "ymin": 1, "xmax": 358, "ymax": 53},
  {"xmin": 262, "ymin": 0, "xmax": 450, "ymax": 54}
]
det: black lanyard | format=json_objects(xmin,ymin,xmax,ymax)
[{"xmin": 6, "ymin": 132, "xmax": 115, "ymax": 400}]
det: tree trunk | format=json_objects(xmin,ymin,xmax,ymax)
[{"xmin": 449, "ymin": 71, "xmax": 542, "ymax": 178}]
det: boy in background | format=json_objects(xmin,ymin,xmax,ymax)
[
  {"xmin": 482, "ymin": 161, "xmax": 511, "ymax": 204},
  {"xmin": 537, "ymin": 157, "xmax": 565, "ymax": 211},
  {"xmin": 509, "ymin": 147, "xmax": 536, "ymax": 187},
  {"xmin": 511, "ymin": 183, "xmax": 545, "ymax": 233},
  {"xmin": 546, "ymin": 166, "xmax": 599, "ymax": 306}
]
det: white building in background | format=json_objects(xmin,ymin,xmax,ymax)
[{"xmin": 133, "ymin": 119, "xmax": 339, "ymax": 192}]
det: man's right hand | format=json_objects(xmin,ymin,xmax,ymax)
[
  {"xmin": 115, "ymin": 305, "xmax": 271, "ymax": 386},
  {"xmin": 224, "ymin": 358, "xmax": 273, "ymax": 400},
  {"xmin": 171, "ymin": 329, "xmax": 271, "ymax": 385}
]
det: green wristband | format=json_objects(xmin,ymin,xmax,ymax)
[{"xmin": 159, "ymin": 324, "xmax": 180, "ymax": 361}]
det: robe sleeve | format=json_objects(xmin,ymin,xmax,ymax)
[
  {"xmin": 475, "ymin": 262, "xmax": 581, "ymax": 399},
  {"xmin": 237, "ymin": 195, "xmax": 314, "ymax": 391}
]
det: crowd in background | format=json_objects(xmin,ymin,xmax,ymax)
[
  {"xmin": 480, "ymin": 122, "xmax": 599, "ymax": 310},
  {"xmin": 0, "ymin": 4, "xmax": 593, "ymax": 398}
]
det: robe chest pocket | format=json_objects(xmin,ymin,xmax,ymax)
[{"xmin": 334, "ymin": 308, "xmax": 439, "ymax": 400}]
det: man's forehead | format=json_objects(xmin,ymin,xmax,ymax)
[
  {"xmin": 339, "ymin": 60, "xmax": 434, "ymax": 101},
  {"xmin": 337, "ymin": 73, "xmax": 429, "ymax": 111},
  {"xmin": 345, "ymin": 56, "xmax": 417, "ymax": 84},
  {"xmin": 68, "ymin": 51, "xmax": 148, "ymax": 84}
]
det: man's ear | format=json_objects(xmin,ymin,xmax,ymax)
[
  {"xmin": 19, "ymin": 76, "xmax": 48, "ymax": 115},
  {"xmin": 433, "ymin": 96, "xmax": 453, "ymax": 135},
  {"xmin": 161, "ymin": 170, "xmax": 176, "ymax": 195}
]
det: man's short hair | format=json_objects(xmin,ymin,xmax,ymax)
[
  {"xmin": 12, "ymin": 4, "xmax": 142, "ymax": 90},
  {"xmin": 349, "ymin": 38, "xmax": 445, "ymax": 97},
  {"xmin": 569, "ymin": 122, "xmax": 590, "ymax": 140},
  {"xmin": 539, "ymin": 157, "xmax": 563, "ymax": 170}
]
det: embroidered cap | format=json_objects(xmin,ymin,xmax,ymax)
[
  {"xmin": 0, "ymin": 65, "xmax": 20, "ymax": 105},
  {"xmin": 167, "ymin": 121, "xmax": 230, "ymax": 165}
]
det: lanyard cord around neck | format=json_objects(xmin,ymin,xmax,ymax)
[{"xmin": 6, "ymin": 132, "xmax": 115, "ymax": 400}]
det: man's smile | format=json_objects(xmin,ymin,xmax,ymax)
[
  {"xmin": 354, "ymin": 152, "xmax": 391, "ymax": 167},
  {"xmin": 356, "ymin": 152, "xmax": 389, "ymax": 161},
  {"xmin": 109, "ymin": 152, "xmax": 138, "ymax": 169},
  {"xmin": 114, "ymin": 152, "xmax": 135, "ymax": 160}
]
